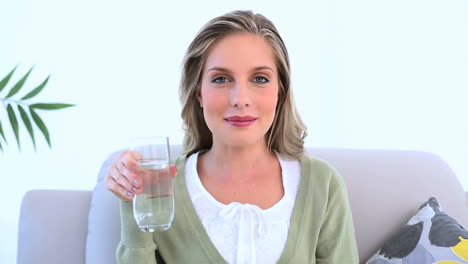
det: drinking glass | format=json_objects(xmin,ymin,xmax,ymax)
[{"xmin": 130, "ymin": 136, "xmax": 174, "ymax": 232}]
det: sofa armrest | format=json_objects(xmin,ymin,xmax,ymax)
[{"xmin": 17, "ymin": 189, "xmax": 92, "ymax": 264}]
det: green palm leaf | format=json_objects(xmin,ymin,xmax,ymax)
[
  {"xmin": 0, "ymin": 66, "xmax": 17, "ymax": 93},
  {"xmin": 30, "ymin": 108, "xmax": 51, "ymax": 148},
  {"xmin": 18, "ymin": 105, "xmax": 36, "ymax": 150},
  {"xmin": 30, "ymin": 103, "xmax": 75, "ymax": 110},
  {"xmin": 20, "ymin": 75, "xmax": 50, "ymax": 100},
  {"xmin": 0, "ymin": 66, "xmax": 75, "ymax": 151},
  {"xmin": 6, "ymin": 104, "xmax": 20, "ymax": 150},
  {"xmin": 0, "ymin": 119, "xmax": 6, "ymax": 143},
  {"xmin": 5, "ymin": 66, "xmax": 34, "ymax": 98}
]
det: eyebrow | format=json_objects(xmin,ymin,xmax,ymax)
[{"xmin": 207, "ymin": 66, "xmax": 274, "ymax": 73}]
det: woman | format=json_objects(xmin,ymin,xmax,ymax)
[{"xmin": 106, "ymin": 10, "xmax": 358, "ymax": 264}]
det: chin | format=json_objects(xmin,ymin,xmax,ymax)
[{"xmin": 217, "ymin": 133, "xmax": 267, "ymax": 148}]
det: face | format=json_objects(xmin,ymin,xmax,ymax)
[{"xmin": 198, "ymin": 33, "xmax": 279, "ymax": 148}]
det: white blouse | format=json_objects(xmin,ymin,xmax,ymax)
[{"xmin": 185, "ymin": 152, "xmax": 301, "ymax": 264}]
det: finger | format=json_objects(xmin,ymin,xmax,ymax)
[
  {"xmin": 115, "ymin": 161, "xmax": 136, "ymax": 185},
  {"xmin": 139, "ymin": 166, "xmax": 175, "ymax": 186},
  {"xmin": 110, "ymin": 164, "xmax": 140, "ymax": 195},
  {"xmin": 170, "ymin": 165, "xmax": 177, "ymax": 178},
  {"xmin": 120, "ymin": 152, "xmax": 145, "ymax": 184},
  {"xmin": 116, "ymin": 157, "xmax": 143, "ymax": 189},
  {"xmin": 105, "ymin": 174, "xmax": 133, "ymax": 202},
  {"xmin": 121, "ymin": 151, "xmax": 142, "ymax": 171}
]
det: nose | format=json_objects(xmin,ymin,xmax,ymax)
[{"xmin": 230, "ymin": 81, "xmax": 251, "ymax": 109}]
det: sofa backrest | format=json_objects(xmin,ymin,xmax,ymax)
[
  {"xmin": 85, "ymin": 147, "xmax": 468, "ymax": 263},
  {"xmin": 308, "ymin": 148, "xmax": 468, "ymax": 261}
]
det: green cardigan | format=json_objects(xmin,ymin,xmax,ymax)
[{"xmin": 117, "ymin": 154, "xmax": 359, "ymax": 264}]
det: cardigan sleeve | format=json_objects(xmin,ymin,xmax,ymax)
[
  {"xmin": 116, "ymin": 201, "xmax": 157, "ymax": 264},
  {"xmin": 315, "ymin": 178, "xmax": 359, "ymax": 264}
]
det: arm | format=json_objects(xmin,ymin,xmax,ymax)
[
  {"xmin": 116, "ymin": 201, "xmax": 157, "ymax": 264},
  {"xmin": 316, "ymin": 184, "xmax": 359, "ymax": 264}
]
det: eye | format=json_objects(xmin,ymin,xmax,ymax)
[
  {"xmin": 253, "ymin": 76, "xmax": 269, "ymax": 84},
  {"xmin": 212, "ymin": 76, "xmax": 230, "ymax": 84}
]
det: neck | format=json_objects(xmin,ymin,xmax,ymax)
[{"xmin": 200, "ymin": 139, "xmax": 275, "ymax": 183}]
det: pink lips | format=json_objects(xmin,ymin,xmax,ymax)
[{"xmin": 225, "ymin": 116, "xmax": 257, "ymax": 127}]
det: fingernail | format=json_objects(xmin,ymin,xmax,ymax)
[
  {"xmin": 132, "ymin": 187, "xmax": 137, "ymax": 192},
  {"xmin": 133, "ymin": 179, "xmax": 140, "ymax": 185},
  {"xmin": 127, "ymin": 191, "xmax": 133, "ymax": 197}
]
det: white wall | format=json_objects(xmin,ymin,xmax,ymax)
[{"xmin": 1, "ymin": 0, "xmax": 467, "ymax": 262}]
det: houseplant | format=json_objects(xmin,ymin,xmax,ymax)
[{"xmin": 0, "ymin": 65, "xmax": 74, "ymax": 151}]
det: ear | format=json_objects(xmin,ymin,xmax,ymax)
[{"xmin": 197, "ymin": 88, "xmax": 203, "ymax": 108}]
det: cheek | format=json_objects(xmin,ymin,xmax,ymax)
[
  {"xmin": 261, "ymin": 90, "xmax": 279, "ymax": 130},
  {"xmin": 201, "ymin": 90, "xmax": 226, "ymax": 113},
  {"xmin": 200, "ymin": 89, "xmax": 228, "ymax": 131},
  {"xmin": 261, "ymin": 90, "xmax": 279, "ymax": 116}
]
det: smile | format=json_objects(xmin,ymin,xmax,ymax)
[{"xmin": 224, "ymin": 116, "xmax": 257, "ymax": 127}]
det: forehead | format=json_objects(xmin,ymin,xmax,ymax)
[{"xmin": 204, "ymin": 33, "xmax": 276, "ymax": 72}]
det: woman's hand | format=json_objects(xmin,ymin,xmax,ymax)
[{"xmin": 105, "ymin": 150, "xmax": 177, "ymax": 202}]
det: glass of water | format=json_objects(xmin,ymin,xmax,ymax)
[{"xmin": 130, "ymin": 136, "xmax": 174, "ymax": 232}]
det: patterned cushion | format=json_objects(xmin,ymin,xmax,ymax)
[{"xmin": 366, "ymin": 197, "xmax": 468, "ymax": 264}]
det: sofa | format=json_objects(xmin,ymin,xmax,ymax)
[{"xmin": 17, "ymin": 147, "xmax": 468, "ymax": 264}]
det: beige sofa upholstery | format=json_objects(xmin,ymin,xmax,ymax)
[{"xmin": 17, "ymin": 147, "xmax": 468, "ymax": 263}]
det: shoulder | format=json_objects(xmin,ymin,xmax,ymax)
[{"xmin": 298, "ymin": 154, "xmax": 346, "ymax": 197}]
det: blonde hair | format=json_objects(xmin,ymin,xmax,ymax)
[{"xmin": 179, "ymin": 10, "xmax": 307, "ymax": 159}]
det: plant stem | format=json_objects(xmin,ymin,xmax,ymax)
[{"xmin": 1, "ymin": 98, "xmax": 30, "ymax": 107}]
